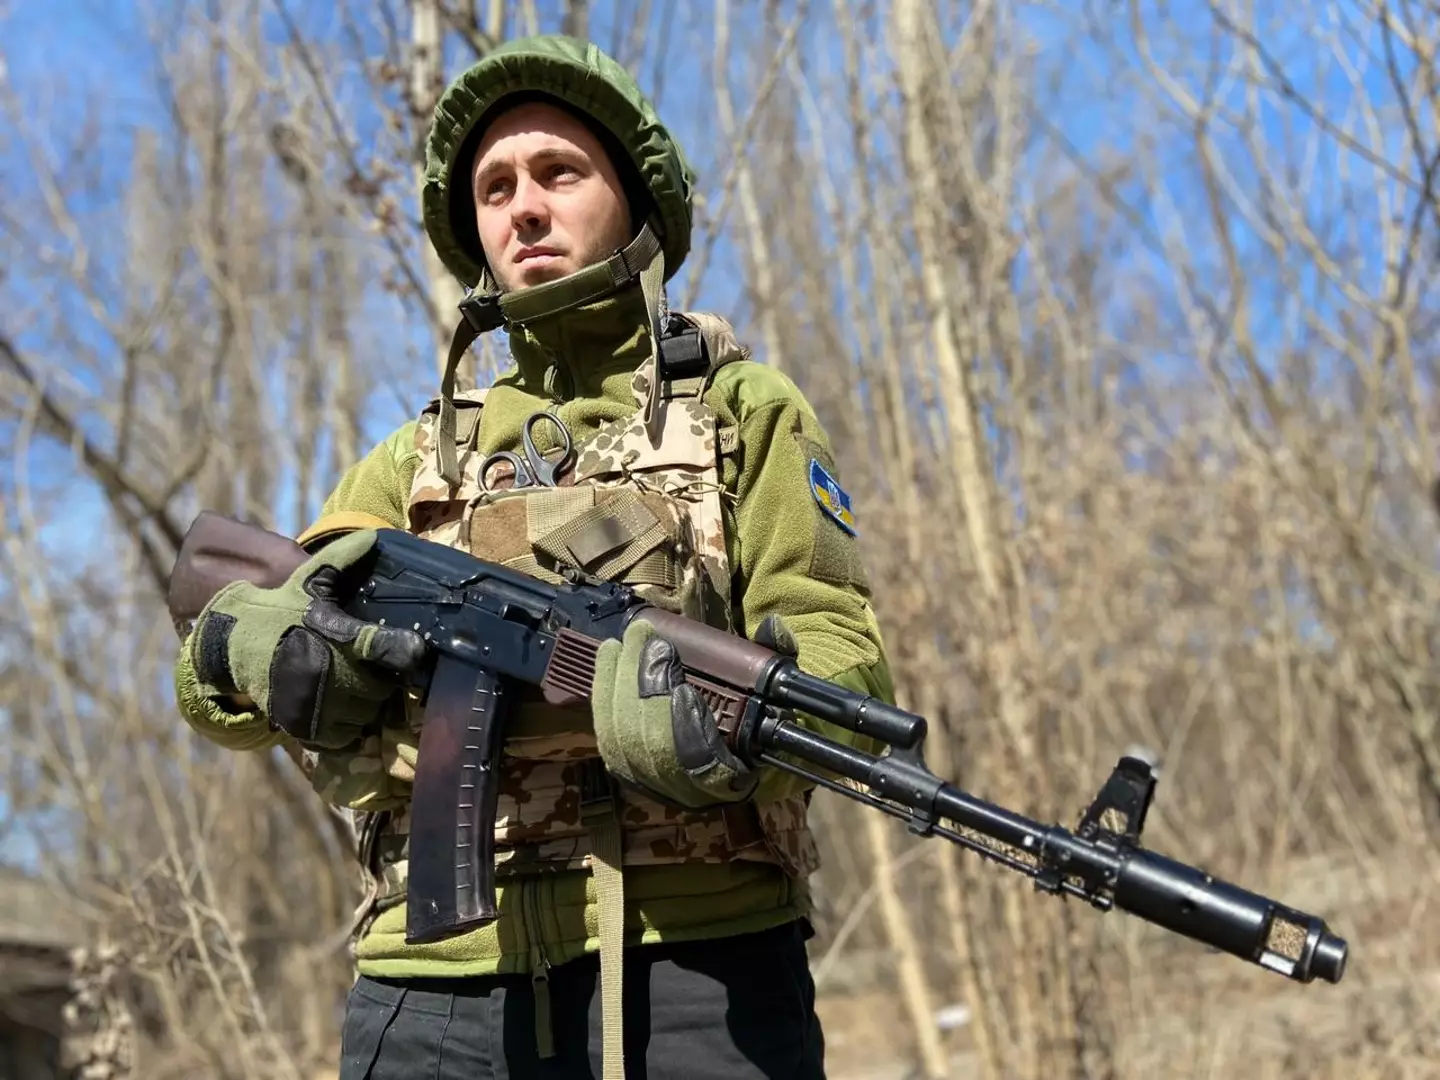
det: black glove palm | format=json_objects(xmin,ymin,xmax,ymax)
[{"xmin": 189, "ymin": 530, "xmax": 428, "ymax": 748}]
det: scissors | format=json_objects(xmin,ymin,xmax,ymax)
[{"xmin": 478, "ymin": 411, "xmax": 575, "ymax": 490}]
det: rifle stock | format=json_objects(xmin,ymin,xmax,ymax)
[{"xmin": 166, "ymin": 510, "xmax": 309, "ymax": 630}]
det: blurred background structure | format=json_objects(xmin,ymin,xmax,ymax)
[{"xmin": 2, "ymin": 1, "xmax": 1438, "ymax": 1076}]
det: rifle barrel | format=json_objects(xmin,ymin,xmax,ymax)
[{"xmin": 751, "ymin": 714, "xmax": 1348, "ymax": 985}]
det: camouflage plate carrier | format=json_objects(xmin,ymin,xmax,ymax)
[{"xmin": 345, "ymin": 312, "xmax": 820, "ymax": 931}]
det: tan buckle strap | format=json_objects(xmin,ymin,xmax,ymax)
[
  {"xmin": 435, "ymin": 315, "xmax": 484, "ymax": 488},
  {"xmin": 579, "ymin": 760, "xmax": 627, "ymax": 1080}
]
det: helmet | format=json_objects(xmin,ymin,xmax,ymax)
[{"xmin": 422, "ymin": 34, "xmax": 696, "ymax": 292}]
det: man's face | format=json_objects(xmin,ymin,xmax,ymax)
[{"xmin": 470, "ymin": 101, "xmax": 634, "ymax": 291}]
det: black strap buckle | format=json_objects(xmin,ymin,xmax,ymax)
[
  {"xmin": 578, "ymin": 758, "xmax": 618, "ymax": 820},
  {"xmin": 658, "ymin": 317, "xmax": 709, "ymax": 392},
  {"xmin": 459, "ymin": 291, "xmax": 504, "ymax": 333}
]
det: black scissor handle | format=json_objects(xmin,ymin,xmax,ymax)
[
  {"xmin": 521, "ymin": 411, "xmax": 574, "ymax": 486},
  {"xmin": 477, "ymin": 411, "xmax": 574, "ymax": 490},
  {"xmin": 477, "ymin": 449, "xmax": 532, "ymax": 489}
]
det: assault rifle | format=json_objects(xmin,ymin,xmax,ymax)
[{"xmin": 166, "ymin": 511, "xmax": 1348, "ymax": 985}]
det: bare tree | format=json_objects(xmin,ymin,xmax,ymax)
[{"xmin": 4, "ymin": 1, "xmax": 1438, "ymax": 1077}]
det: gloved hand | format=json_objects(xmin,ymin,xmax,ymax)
[
  {"xmin": 187, "ymin": 529, "xmax": 428, "ymax": 749},
  {"xmin": 591, "ymin": 619, "xmax": 761, "ymax": 809}
]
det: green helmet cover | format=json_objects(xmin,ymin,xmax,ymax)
[{"xmin": 423, "ymin": 34, "xmax": 695, "ymax": 290}]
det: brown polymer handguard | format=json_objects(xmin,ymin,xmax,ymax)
[
  {"xmin": 166, "ymin": 511, "xmax": 310, "ymax": 635},
  {"xmin": 539, "ymin": 609, "xmax": 784, "ymax": 749},
  {"xmin": 631, "ymin": 607, "xmax": 785, "ymax": 746}
]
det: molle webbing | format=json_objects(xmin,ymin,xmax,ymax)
[
  {"xmin": 529, "ymin": 490, "xmax": 675, "ymax": 586},
  {"xmin": 466, "ymin": 488, "xmax": 681, "ymax": 591}
]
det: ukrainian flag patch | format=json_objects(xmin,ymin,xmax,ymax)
[{"xmin": 809, "ymin": 458, "xmax": 857, "ymax": 535}]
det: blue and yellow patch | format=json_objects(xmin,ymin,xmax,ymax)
[{"xmin": 809, "ymin": 458, "xmax": 857, "ymax": 536}]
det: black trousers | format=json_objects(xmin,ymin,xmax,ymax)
[{"xmin": 339, "ymin": 920, "xmax": 827, "ymax": 1079}]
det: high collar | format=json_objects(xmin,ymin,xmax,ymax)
[{"xmin": 502, "ymin": 282, "xmax": 653, "ymax": 403}]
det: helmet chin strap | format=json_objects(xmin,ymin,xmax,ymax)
[{"xmin": 434, "ymin": 222, "xmax": 667, "ymax": 489}]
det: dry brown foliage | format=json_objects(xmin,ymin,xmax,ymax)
[{"xmin": 2, "ymin": 1, "xmax": 1436, "ymax": 1077}]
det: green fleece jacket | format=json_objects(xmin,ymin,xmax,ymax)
[{"xmin": 173, "ymin": 285, "xmax": 894, "ymax": 978}]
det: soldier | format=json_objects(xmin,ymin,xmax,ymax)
[{"xmin": 172, "ymin": 34, "xmax": 894, "ymax": 1080}]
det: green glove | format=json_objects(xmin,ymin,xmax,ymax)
[
  {"xmin": 591, "ymin": 619, "xmax": 761, "ymax": 810},
  {"xmin": 187, "ymin": 529, "xmax": 428, "ymax": 749}
]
